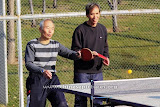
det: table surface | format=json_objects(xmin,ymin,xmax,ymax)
[{"xmin": 53, "ymin": 77, "xmax": 160, "ymax": 107}]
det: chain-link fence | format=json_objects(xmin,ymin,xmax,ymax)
[{"xmin": 0, "ymin": 0, "xmax": 160, "ymax": 107}]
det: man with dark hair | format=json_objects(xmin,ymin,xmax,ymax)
[
  {"xmin": 25, "ymin": 19, "xmax": 80, "ymax": 107},
  {"xmin": 71, "ymin": 3, "xmax": 110, "ymax": 107}
]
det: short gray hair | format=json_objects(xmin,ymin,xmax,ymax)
[{"xmin": 39, "ymin": 19, "xmax": 54, "ymax": 30}]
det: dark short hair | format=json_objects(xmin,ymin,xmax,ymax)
[{"xmin": 85, "ymin": 3, "xmax": 100, "ymax": 15}]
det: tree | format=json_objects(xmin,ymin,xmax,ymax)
[
  {"xmin": 108, "ymin": 0, "xmax": 120, "ymax": 32},
  {"xmin": 42, "ymin": 0, "xmax": 57, "ymax": 13},
  {"xmin": 7, "ymin": 0, "xmax": 16, "ymax": 64},
  {"xmin": 29, "ymin": 0, "xmax": 57, "ymax": 27},
  {"xmin": 29, "ymin": 0, "xmax": 36, "ymax": 27}
]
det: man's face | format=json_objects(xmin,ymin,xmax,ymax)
[
  {"xmin": 87, "ymin": 6, "xmax": 100, "ymax": 27},
  {"xmin": 40, "ymin": 20, "xmax": 55, "ymax": 39}
]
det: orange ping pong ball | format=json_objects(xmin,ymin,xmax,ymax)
[{"xmin": 127, "ymin": 69, "xmax": 132, "ymax": 74}]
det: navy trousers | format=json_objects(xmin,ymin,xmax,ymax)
[{"xmin": 26, "ymin": 72, "xmax": 68, "ymax": 107}]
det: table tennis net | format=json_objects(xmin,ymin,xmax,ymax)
[{"xmin": 93, "ymin": 77, "xmax": 160, "ymax": 96}]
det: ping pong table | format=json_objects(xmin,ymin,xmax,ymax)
[{"xmin": 52, "ymin": 77, "xmax": 160, "ymax": 107}]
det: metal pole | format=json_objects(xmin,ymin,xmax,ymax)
[
  {"xmin": 3, "ymin": 0, "xmax": 8, "ymax": 104},
  {"xmin": 0, "ymin": 0, "xmax": 8, "ymax": 105},
  {"xmin": 1, "ymin": 9, "xmax": 160, "ymax": 20},
  {"xmin": 16, "ymin": 0, "xmax": 24, "ymax": 107},
  {"xmin": 91, "ymin": 80, "xmax": 94, "ymax": 107}
]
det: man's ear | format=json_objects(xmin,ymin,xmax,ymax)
[{"xmin": 39, "ymin": 27, "xmax": 42, "ymax": 32}]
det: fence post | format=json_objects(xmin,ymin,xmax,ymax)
[
  {"xmin": 16, "ymin": 0, "xmax": 24, "ymax": 106},
  {"xmin": 0, "ymin": 0, "xmax": 8, "ymax": 105}
]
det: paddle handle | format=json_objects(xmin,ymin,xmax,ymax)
[{"xmin": 98, "ymin": 53, "xmax": 108, "ymax": 60}]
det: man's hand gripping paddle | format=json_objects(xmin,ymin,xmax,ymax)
[{"xmin": 81, "ymin": 48, "xmax": 108, "ymax": 61}]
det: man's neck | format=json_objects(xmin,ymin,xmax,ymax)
[
  {"xmin": 38, "ymin": 37, "xmax": 50, "ymax": 44},
  {"xmin": 87, "ymin": 21, "xmax": 97, "ymax": 27}
]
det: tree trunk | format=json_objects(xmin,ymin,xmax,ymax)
[
  {"xmin": 107, "ymin": 0, "xmax": 119, "ymax": 32},
  {"xmin": 29, "ymin": 0, "xmax": 36, "ymax": 27},
  {"xmin": 53, "ymin": 0, "xmax": 57, "ymax": 8},
  {"xmin": 42, "ymin": 0, "xmax": 46, "ymax": 13},
  {"xmin": 7, "ymin": 0, "xmax": 16, "ymax": 64},
  {"xmin": 112, "ymin": 0, "xmax": 118, "ymax": 32}
]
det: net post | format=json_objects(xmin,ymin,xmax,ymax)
[{"xmin": 91, "ymin": 80, "xmax": 94, "ymax": 107}]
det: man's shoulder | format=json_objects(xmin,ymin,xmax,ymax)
[
  {"xmin": 29, "ymin": 38, "xmax": 37, "ymax": 42},
  {"xmin": 97, "ymin": 23, "xmax": 106, "ymax": 28},
  {"xmin": 27, "ymin": 38, "xmax": 38, "ymax": 45},
  {"xmin": 76, "ymin": 22, "xmax": 86, "ymax": 29},
  {"xmin": 74, "ymin": 22, "xmax": 88, "ymax": 33},
  {"xmin": 50, "ymin": 39, "xmax": 60, "ymax": 44},
  {"xmin": 97, "ymin": 23, "xmax": 107, "ymax": 32}
]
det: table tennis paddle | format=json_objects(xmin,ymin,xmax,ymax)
[
  {"xmin": 81, "ymin": 48, "xmax": 108, "ymax": 61},
  {"xmin": 81, "ymin": 48, "xmax": 93, "ymax": 61}
]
